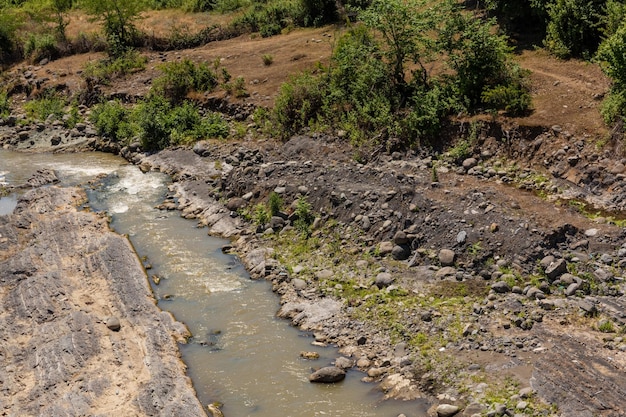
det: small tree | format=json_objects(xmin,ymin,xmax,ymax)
[
  {"xmin": 359, "ymin": 0, "xmax": 440, "ymax": 98},
  {"xmin": 544, "ymin": 0, "xmax": 604, "ymax": 58},
  {"xmin": 80, "ymin": 0, "xmax": 146, "ymax": 56},
  {"xmin": 49, "ymin": 0, "xmax": 73, "ymax": 43},
  {"xmin": 596, "ymin": 22, "xmax": 626, "ymax": 123}
]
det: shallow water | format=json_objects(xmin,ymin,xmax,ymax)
[{"xmin": 0, "ymin": 149, "xmax": 428, "ymax": 417}]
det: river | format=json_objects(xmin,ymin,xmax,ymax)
[{"xmin": 0, "ymin": 149, "xmax": 428, "ymax": 417}]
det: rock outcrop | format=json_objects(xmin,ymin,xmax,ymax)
[{"xmin": 0, "ymin": 186, "xmax": 206, "ymax": 416}]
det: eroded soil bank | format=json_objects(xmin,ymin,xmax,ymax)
[{"xmin": 0, "ymin": 184, "xmax": 206, "ymax": 416}]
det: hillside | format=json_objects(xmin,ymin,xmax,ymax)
[{"xmin": 1, "ymin": 4, "xmax": 626, "ymax": 417}]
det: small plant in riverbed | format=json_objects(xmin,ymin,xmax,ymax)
[
  {"xmin": 262, "ymin": 54, "xmax": 273, "ymax": 66},
  {"xmin": 253, "ymin": 203, "xmax": 270, "ymax": 228},
  {"xmin": 0, "ymin": 90, "xmax": 9, "ymax": 118},
  {"xmin": 268, "ymin": 191, "xmax": 283, "ymax": 216},
  {"xmin": 24, "ymin": 90, "xmax": 65, "ymax": 122},
  {"xmin": 598, "ymin": 319, "xmax": 616, "ymax": 333},
  {"xmin": 294, "ymin": 196, "xmax": 314, "ymax": 238}
]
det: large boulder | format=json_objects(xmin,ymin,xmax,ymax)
[{"xmin": 309, "ymin": 366, "xmax": 346, "ymax": 383}]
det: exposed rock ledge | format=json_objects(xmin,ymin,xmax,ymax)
[{"xmin": 0, "ymin": 186, "xmax": 206, "ymax": 417}]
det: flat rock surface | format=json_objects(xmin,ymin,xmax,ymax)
[{"xmin": 0, "ymin": 186, "xmax": 206, "ymax": 417}]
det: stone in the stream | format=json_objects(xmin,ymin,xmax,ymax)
[
  {"xmin": 300, "ymin": 351, "xmax": 320, "ymax": 360},
  {"xmin": 309, "ymin": 366, "xmax": 346, "ymax": 383},
  {"xmin": 106, "ymin": 316, "xmax": 121, "ymax": 331}
]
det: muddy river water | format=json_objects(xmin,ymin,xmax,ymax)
[{"xmin": 0, "ymin": 150, "xmax": 428, "ymax": 417}]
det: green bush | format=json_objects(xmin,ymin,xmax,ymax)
[
  {"xmin": 231, "ymin": 1, "xmax": 304, "ymax": 37},
  {"xmin": 152, "ymin": 59, "xmax": 218, "ymax": 103},
  {"xmin": 23, "ymin": 91, "xmax": 65, "ymax": 122},
  {"xmin": 82, "ymin": 50, "xmax": 147, "ymax": 84},
  {"xmin": 294, "ymin": 195, "xmax": 314, "ymax": 237},
  {"xmin": 268, "ymin": 191, "xmax": 283, "ymax": 216},
  {"xmin": 90, "ymin": 100, "xmax": 133, "ymax": 142},
  {"xmin": 0, "ymin": 90, "xmax": 10, "ymax": 118},
  {"xmin": 544, "ymin": 0, "xmax": 604, "ymax": 58},
  {"xmin": 272, "ymin": 72, "xmax": 326, "ymax": 139},
  {"xmin": 0, "ymin": 10, "xmax": 21, "ymax": 65},
  {"xmin": 182, "ymin": 0, "xmax": 215, "ymax": 12},
  {"xmin": 597, "ymin": 21, "xmax": 626, "ymax": 124},
  {"xmin": 80, "ymin": 0, "xmax": 145, "ymax": 57},
  {"xmin": 301, "ymin": 0, "xmax": 336, "ymax": 26},
  {"xmin": 24, "ymin": 33, "xmax": 58, "ymax": 63},
  {"xmin": 133, "ymin": 95, "xmax": 228, "ymax": 150},
  {"xmin": 600, "ymin": 90, "xmax": 626, "ymax": 124},
  {"xmin": 482, "ymin": 83, "xmax": 532, "ymax": 115}
]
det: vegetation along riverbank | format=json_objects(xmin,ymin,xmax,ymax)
[{"xmin": 1, "ymin": 0, "xmax": 626, "ymax": 416}]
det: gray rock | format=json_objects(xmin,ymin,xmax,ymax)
[
  {"xmin": 436, "ymin": 404, "xmax": 460, "ymax": 417},
  {"xmin": 456, "ymin": 231, "xmax": 467, "ymax": 244},
  {"xmin": 462, "ymin": 157, "xmax": 478, "ymax": 170},
  {"xmin": 375, "ymin": 272, "xmax": 395, "ymax": 288},
  {"xmin": 526, "ymin": 287, "xmax": 546, "ymax": 299},
  {"xmin": 393, "ymin": 230, "xmax": 410, "ymax": 245},
  {"xmin": 564, "ymin": 282, "xmax": 580, "ymax": 296},
  {"xmin": 545, "ymin": 258, "xmax": 567, "ymax": 281},
  {"xmin": 293, "ymin": 278, "xmax": 307, "ymax": 291},
  {"xmin": 594, "ymin": 268, "xmax": 612, "ymax": 282},
  {"xmin": 491, "ymin": 281, "xmax": 511, "ymax": 293},
  {"xmin": 391, "ymin": 244, "xmax": 411, "ymax": 261},
  {"xmin": 539, "ymin": 255, "xmax": 555, "ymax": 270},
  {"xmin": 379, "ymin": 241, "xmax": 394, "ymax": 255},
  {"xmin": 225, "ymin": 197, "xmax": 247, "ymax": 211},
  {"xmin": 309, "ymin": 366, "xmax": 346, "ymax": 383},
  {"xmin": 106, "ymin": 316, "xmax": 121, "ymax": 331},
  {"xmin": 600, "ymin": 253, "xmax": 614, "ymax": 264},
  {"xmin": 334, "ymin": 356, "xmax": 354, "ymax": 369},
  {"xmin": 435, "ymin": 266, "xmax": 457, "ymax": 279},
  {"xmin": 439, "ymin": 249, "xmax": 456, "ymax": 266}
]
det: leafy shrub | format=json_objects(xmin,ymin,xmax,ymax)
[
  {"xmin": 262, "ymin": 54, "xmax": 273, "ymax": 65},
  {"xmin": 182, "ymin": 0, "xmax": 215, "ymax": 12},
  {"xmin": 597, "ymin": 22, "xmax": 626, "ymax": 124},
  {"xmin": 268, "ymin": 191, "xmax": 283, "ymax": 216},
  {"xmin": 133, "ymin": 95, "xmax": 228, "ymax": 150},
  {"xmin": 254, "ymin": 203, "xmax": 269, "ymax": 227},
  {"xmin": 301, "ymin": 0, "xmax": 336, "ymax": 26},
  {"xmin": 82, "ymin": 50, "xmax": 147, "ymax": 84},
  {"xmin": 293, "ymin": 195, "xmax": 314, "ymax": 237},
  {"xmin": 90, "ymin": 100, "xmax": 133, "ymax": 142},
  {"xmin": 0, "ymin": 90, "xmax": 10, "ymax": 118},
  {"xmin": 23, "ymin": 33, "xmax": 58, "ymax": 63},
  {"xmin": 481, "ymin": 83, "xmax": 532, "ymax": 115},
  {"xmin": 24, "ymin": 91, "xmax": 65, "ymax": 122},
  {"xmin": 223, "ymin": 76, "xmax": 248, "ymax": 98},
  {"xmin": 152, "ymin": 59, "xmax": 218, "ymax": 103},
  {"xmin": 80, "ymin": 0, "xmax": 145, "ymax": 57},
  {"xmin": 231, "ymin": 1, "xmax": 303, "ymax": 37},
  {"xmin": 0, "ymin": 10, "xmax": 21, "ymax": 65},
  {"xmin": 544, "ymin": 0, "xmax": 604, "ymax": 58},
  {"xmin": 272, "ymin": 72, "xmax": 326, "ymax": 139},
  {"xmin": 600, "ymin": 90, "xmax": 626, "ymax": 125}
]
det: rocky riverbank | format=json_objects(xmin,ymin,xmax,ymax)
[
  {"xmin": 0, "ymin": 182, "xmax": 207, "ymax": 416},
  {"xmin": 126, "ymin": 136, "xmax": 626, "ymax": 417}
]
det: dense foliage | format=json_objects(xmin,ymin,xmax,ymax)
[
  {"xmin": 270, "ymin": 0, "xmax": 530, "ymax": 150},
  {"xmin": 89, "ymin": 59, "xmax": 229, "ymax": 150},
  {"xmin": 1, "ymin": 0, "xmax": 625, "ymax": 142}
]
